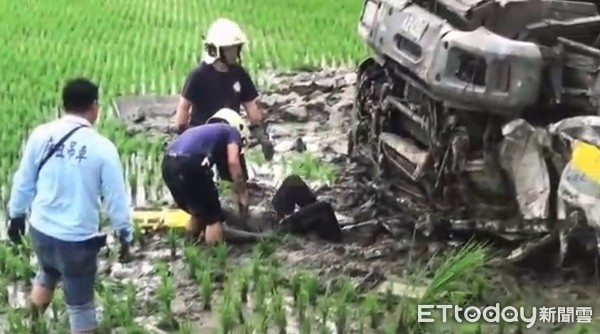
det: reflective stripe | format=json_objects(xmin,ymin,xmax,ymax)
[{"xmin": 571, "ymin": 140, "xmax": 600, "ymax": 183}]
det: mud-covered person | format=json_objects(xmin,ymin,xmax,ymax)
[
  {"xmin": 174, "ymin": 18, "xmax": 274, "ymax": 163},
  {"xmin": 162, "ymin": 108, "xmax": 251, "ymax": 244},
  {"xmin": 6, "ymin": 78, "xmax": 133, "ymax": 334},
  {"xmin": 268, "ymin": 175, "xmax": 343, "ymax": 242}
]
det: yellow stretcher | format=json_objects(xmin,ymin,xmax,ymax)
[
  {"xmin": 571, "ymin": 140, "xmax": 600, "ymax": 184},
  {"xmin": 132, "ymin": 208, "xmax": 190, "ymax": 230}
]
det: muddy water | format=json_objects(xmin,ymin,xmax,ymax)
[{"xmin": 2, "ymin": 69, "xmax": 599, "ymax": 332}]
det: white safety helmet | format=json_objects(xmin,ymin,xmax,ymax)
[
  {"xmin": 202, "ymin": 18, "xmax": 248, "ymax": 64},
  {"xmin": 207, "ymin": 108, "xmax": 250, "ymax": 146}
]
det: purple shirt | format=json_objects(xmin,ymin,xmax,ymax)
[{"xmin": 167, "ymin": 123, "xmax": 241, "ymax": 165}]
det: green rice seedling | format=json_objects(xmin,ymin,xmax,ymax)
[
  {"xmin": 223, "ymin": 278, "xmax": 245, "ymax": 324},
  {"xmin": 5, "ymin": 252, "xmax": 22, "ymax": 282},
  {"xmin": 0, "ymin": 244, "xmax": 10, "ymax": 274},
  {"xmin": 333, "ymin": 291, "xmax": 350, "ymax": 334},
  {"xmin": 290, "ymin": 271, "xmax": 304, "ymax": 304},
  {"xmin": 383, "ymin": 284, "xmax": 396, "ymax": 312},
  {"xmin": 218, "ymin": 297, "xmax": 237, "ymax": 334},
  {"xmin": 270, "ymin": 288, "xmax": 287, "ymax": 334},
  {"xmin": 296, "ymin": 289, "xmax": 309, "ymax": 325},
  {"xmin": 253, "ymin": 275, "xmax": 268, "ymax": 312},
  {"xmin": 166, "ymin": 228, "xmax": 180, "ymax": 259},
  {"xmin": 236, "ymin": 266, "xmax": 250, "ymax": 303},
  {"xmin": 6, "ymin": 307, "xmax": 29, "ymax": 333},
  {"xmin": 300, "ymin": 309, "xmax": 312, "ymax": 334},
  {"xmin": 356, "ymin": 308, "xmax": 366, "ymax": 334},
  {"xmin": 212, "ymin": 242, "xmax": 229, "ymax": 269},
  {"xmin": 197, "ymin": 267, "xmax": 214, "ymax": 311},
  {"xmin": 120, "ymin": 325, "xmax": 148, "ymax": 333},
  {"xmin": 31, "ymin": 314, "xmax": 50, "ymax": 334},
  {"xmin": 155, "ymin": 261, "xmax": 177, "ymax": 327},
  {"xmin": 177, "ymin": 321, "xmax": 194, "ymax": 334},
  {"xmin": 574, "ymin": 323, "xmax": 591, "ymax": 334},
  {"xmin": 255, "ymin": 237, "xmax": 277, "ymax": 258},
  {"xmin": 250, "ymin": 256, "xmax": 263, "ymax": 286},
  {"xmin": 17, "ymin": 235, "xmax": 33, "ymax": 260},
  {"xmin": 253, "ymin": 303, "xmax": 270, "ymax": 334},
  {"xmin": 303, "ymin": 273, "xmax": 320, "ymax": 306},
  {"xmin": 183, "ymin": 245, "xmax": 201, "ymax": 280},
  {"xmin": 133, "ymin": 222, "xmax": 145, "ymax": 248},
  {"xmin": 362, "ymin": 293, "xmax": 382, "ymax": 329},
  {"xmin": 337, "ymin": 277, "xmax": 357, "ymax": 303},
  {"xmin": 98, "ymin": 283, "xmax": 118, "ymax": 332},
  {"xmin": 218, "ymin": 181, "xmax": 233, "ymax": 200},
  {"xmin": 419, "ymin": 241, "xmax": 491, "ymax": 306},
  {"xmin": 382, "ymin": 314, "xmax": 398, "ymax": 334},
  {"xmin": 15, "ymin": 256, "xmax": 35, "ymax": 283},
  {"xmin": 288, "ymin": 152, "xmax": 337, "ymax": 183},
  {"xmin": 113, "ymin": 281, "xmax": 137, "ymax": 327},
  {"xmin": 245, "ymin": 147, "xmax": 266, "ymax": 166},
  {"xmin": 0, "ymin": 277, "xmax": 8, "ymax": 308},
  {"xmin": 55, "ymin": 294, "xmax": 69, "ymax": 331},
  {"xmin": 317, "ymin": 296, "xmax": 331, "ymax": 334}
]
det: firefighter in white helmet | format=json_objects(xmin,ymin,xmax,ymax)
[{"xmin": 174, "ymin": 18, "xmax": 274, "ymax": 162}]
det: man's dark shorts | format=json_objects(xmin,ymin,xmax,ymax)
[
  {"xmin": 30, "ymin": 226, "xmax": 102, "ymax": 331},
  {"xmin": 161, "ymin": 152, "xmax": 224, "ymax": 223}
]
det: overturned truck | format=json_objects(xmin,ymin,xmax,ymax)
[{"xmin": 350, "ymin": 0, "xmax": 600, "ymax": 265}]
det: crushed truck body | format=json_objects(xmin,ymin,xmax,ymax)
[{"xmin": 350, "ymin": 0, "xmax": 600, "ymax": 264}]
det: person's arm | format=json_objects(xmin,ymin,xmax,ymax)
[
  {"xmin": 227, "ymin": 143, "xmax": 248, "ymax": 206},
  {"xmin": 100, "ymin": 142, "xmax": 133, "ymax": 242},
  {"xmin": 239, "ymin": 68, "xmax": 263, "ymax": 125},
  {"xmin": 176, "ymin": 69, "xmax": 202, "ymax": 133},
  {"xmin": 8, "ymin": 130, "xmax": 40, "ymax": 218},
  {"xmin": 239, "ymin": 68, "xmax": 275, "ymax": 160}
]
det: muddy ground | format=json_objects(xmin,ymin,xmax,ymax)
[
  {"xmin": 109, "ymin": 69, "xmax": 600, "ymax": 330},
  {"xmin": 1, "ymin": 69, "xmax": 599, "ymax": 332}
]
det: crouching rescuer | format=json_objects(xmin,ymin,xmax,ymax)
[{"xmin": 162, "ymin": 108, "xmax": 250, "ymax": 244}]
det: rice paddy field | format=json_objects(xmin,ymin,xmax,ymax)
[
  {"xmin": 0, "ymin": 0, "xmax": 366, "ymax": 197},
  {"xmin": 1, "ymin": 0, "xmax": 599, "ymax": 333}
]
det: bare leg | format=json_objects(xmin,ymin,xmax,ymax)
[
  {"xmin": 205, "ymin": 222, "xmax": 224, "ymax": 244},
  {"xmin": 30, "ymin": 283, "xmax": 53, "ymax": 324},
  {"xmin": 185, "ymin": 216, "xmax": 201, "ymax": 243}
]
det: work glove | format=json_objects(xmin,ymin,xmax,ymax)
[
  {"xmin": 260, "ymin": 139, "xmax": 275, "ymax": 161},
  {"xmin": 250, "ymin": 124, "xmax": 275, "ymax": 161},
  {"xmin": 7, "ymin": 216, "xmax": 26, "ymax": 245},
  {"xmin": 117, "ymin": 229, "xmax": 133, "ymax": 263}
]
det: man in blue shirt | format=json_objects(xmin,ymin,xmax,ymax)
[
  {"xmin": 7, "ymin": 78, "xmax": 133, "ymax": 334},
  {"xmin": 162, "ymin": 108, "xmax": 249, "ymax": 244},
  {"xmin": 174, "ymin": 18, "xmax": 274, "ymax": 162}
]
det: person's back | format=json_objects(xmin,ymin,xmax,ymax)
[
  {"xmin": 167, "ymin": 122, "xmax": 241, "ymax": 163},
  {"xmin": 17, "ymin": 116, "xmax": 128, "ymax": 240},
  {"xmin": 7, "ymin": 77, "xmax": 132, "ymax": 334}
]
